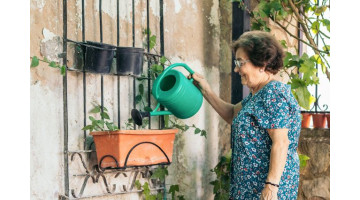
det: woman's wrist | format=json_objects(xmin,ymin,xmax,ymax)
[{"xmin": 264, "ymin": 183, "xmax": 279, "ymax": 192}]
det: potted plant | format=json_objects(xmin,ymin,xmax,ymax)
[{"xmin": 82, "ymin": 104, "xmax": 178, "ymax": 170}]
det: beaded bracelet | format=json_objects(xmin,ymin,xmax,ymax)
[{"xmin": 265, "ymin": 181, "xmax": 279, "ymax": 188}]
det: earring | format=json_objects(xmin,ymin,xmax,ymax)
[{"xmin": 260, "ymin": 69, "xmax": 264, "ymax": 72}]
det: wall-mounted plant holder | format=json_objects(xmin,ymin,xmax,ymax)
[
  {"xmin": 90, "ymin": 129, "xmax": 178, "ymax": 170},
  {"xmin": 115, "ymin": 47, "xmax": 144, "ymax": 76},
  {"xmin": 83, "ymin": 41, "xmax": 116, "ymax": 74}
]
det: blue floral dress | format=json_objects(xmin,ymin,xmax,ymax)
[{"xmin": 230, "ymin": 80, "xmax": 301, "ymax": 200}]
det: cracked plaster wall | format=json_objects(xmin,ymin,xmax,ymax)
[{"xmin": 31, "ymin": 0, "xmax": 233, "ymax": 199}]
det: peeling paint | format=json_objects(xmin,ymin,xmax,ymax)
[
  {"xmin": 208, "ymin": 0, "xmax": 220, "ymax": 37},
  {"xmin": 95, "ymin": 0, "xmax": 117, "ymax": 19},
  {"xmin": 40, "ymin": 28, "xmax": 62, "ymax": 62},
  {"xmin": 31, "ymin": 0, "xmax": 46, "ymax": 12},
  {"xmin": 174, "ymin": 0, "xmax": 182, "ymax": 13},
  {"xmin": 42, "ymin": 28, "xmax": 57, "ymax": 43},
  {"xmin": 150, "ymin": 0, "xmax": 160, "ymax": 17},
  {"xmin": 186, "ymin": 0, "xmax": 198, "ymax": 11}
]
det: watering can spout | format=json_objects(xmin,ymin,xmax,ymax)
[
  {"xmin": 131, "ymin": 109, "xmax": 150, "ymax": 126},
  {"xmin": 131, "ymin": 105, "xmax": 173, "ymax": 126}
]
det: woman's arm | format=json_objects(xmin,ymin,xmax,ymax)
[
  {"xmin": 203, "ymin": 89, "xmax": 241, "ymax": 124},
  {"xmin": 191, "ymin": 73, "xmax": 238, "ymax": 124},
  {"xmin": 261, "ymin": 128, "xmax": 290, "ymax": 200}
]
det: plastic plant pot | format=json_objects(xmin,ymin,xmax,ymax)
[
  {"xmin": 312, "ymin": 113, "xmax": 327, "ymax": 128},
  {"xmin": 116, "ymin": 47, "xmax": 144, "ymax": 76},
  {"xmin": 301, "ymin": 112, "xmax": 312, "ymax": 128},
  {"xmin": 84, "ymin": 41, "xmax": 116, "ymax": 74},
  {"xmin": 90, "ymin": 129, "xmax": 178, "ymax": 169}
]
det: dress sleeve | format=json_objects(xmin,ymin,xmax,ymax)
[
  {"xmin": 241, "ymin": 93, "xmax": 252, "ymax": 107},
  {"xmin": 254, "ymin": 84, "xmax": 291, "ymax": 129}
]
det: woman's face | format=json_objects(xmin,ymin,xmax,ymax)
[{"xmin": 234, "ymin": 48, "xmax": 265, "ymax": 88}]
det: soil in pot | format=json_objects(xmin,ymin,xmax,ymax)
[
  {"xmin": 116, "ymin": 47, "xmax": 144, "ymax": 76},
  {"xmin": 312, "ymin": 113, "xmax": 327, "ymax": 128},
  {"xmin": 90, "ymin": 129, "xmax": 178, "ymax": 169},
  {"xmin": 301, "ymin": 112, "xmax": 312, "ymax": 128},
  {"xmin": 84, "ymin": 41, "xmax": 116, "ymax": 74}
]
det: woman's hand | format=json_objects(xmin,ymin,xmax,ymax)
[
  {"xmin": 187, "ymin": 72, "xmax": 212, "ymax": 96},
  {"xmin": 260, "ymin": 185, "xmax": 278, "ymax": 200}
]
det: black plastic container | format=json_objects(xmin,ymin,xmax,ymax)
[
  {"xmin": 116, "ymin": 47, "xmax": 144, "ymax": 76},
  {"xmin": 84, "ymin": 41, "xmax": 116, "ymax": 74}
]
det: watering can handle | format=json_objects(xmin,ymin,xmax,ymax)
[{"xmin": 154, "ymin": 63, "xmax": 195, "ymax": 99}]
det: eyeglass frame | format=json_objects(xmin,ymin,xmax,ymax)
[{"xmin": 234, "ymin": 59, "xmax": 250, "ymax": 67}]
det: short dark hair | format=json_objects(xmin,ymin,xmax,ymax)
[{"xmin": 232, "ymin": 31, "xmax": 284, "ymax": 74}]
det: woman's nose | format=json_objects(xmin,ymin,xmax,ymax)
[{"xmin": 234, "ymin": 65, "xmax": 240, "ymax": 73}]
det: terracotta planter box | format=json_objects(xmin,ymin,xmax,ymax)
[{"xmin": 90, "ymin": 129, "xmax": 178, "ymax": 169}]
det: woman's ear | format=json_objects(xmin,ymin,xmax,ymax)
[{"xmin": 259, "ymin": 66, "xmax": 266, "ymax": 73}]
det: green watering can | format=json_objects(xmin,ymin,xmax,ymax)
[{"xmin": 131, "ymin": 63, "xmax": 203, "ymax": 126}]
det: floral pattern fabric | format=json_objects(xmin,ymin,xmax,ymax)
[{"xmin": 230, "ymin": 81, "xmax": 301, "ymax": 200}]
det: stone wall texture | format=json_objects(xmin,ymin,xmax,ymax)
[{"xmin": 298, "ymin": 128, "xmax": 330, "ymax": 200}]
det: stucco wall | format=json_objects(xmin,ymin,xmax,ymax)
[{"xmin": 30, "ymin": 0, "xmax": 233, "ymax": 199}]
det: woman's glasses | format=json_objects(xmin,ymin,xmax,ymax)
[{"xmin": 234, "ymin": 59, "xmax": 250, "ymax": 67}]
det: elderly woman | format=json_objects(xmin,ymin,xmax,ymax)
[{"xmin": 191, "ymin": 31, "xmax": 301, "ymax": 199}]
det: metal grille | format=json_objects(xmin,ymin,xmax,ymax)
[{"xmin": 60, "ymin": 0, "xmax": 166, "ymax": 198}]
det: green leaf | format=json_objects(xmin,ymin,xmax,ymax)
[
  {"xmin": 135, "ymin": 95, "xmax": 142, "ymax": 104},
  {"xmin": 139, "ymin": 84, "xmax": 144, "ymax": 95},
  {"xmin": 144, "ymin": 106, "xmax": 153, "ymax": 112},
  {"xmin": 184, "ymin": 125, "xmax": 189, "ymax": 131},
  {"xmin": 105, "ymin": 121, "xmax": 113, "ymax": 130},
  {"xmin": 280, "ymin": 40, "xmax": 287, "ymax": 49},
  {"xmin": 311, "ymin": 21, "xmax": 320, "ymax": 34},
  {"xmin": 299, "ymin": 153, "xmax": 310, "ymax": 168},
  {"xmin": 169, "ymin": 184, "xmax": 179, "ymax": 200},
  {"xmin": 292, "ymin": 86, "xmax": 313, "ymax": 110},
  {"xmin": 312, "ymin": 54, "xmax": 322, "ymax": 64},
  {"xmin": 31, "ymin": 56, "xmax": 39, "ymax": 67},
  {"xmin": 60, "ymin": 66, "xmax": 66, "ymax": 76},
  {"xmin": 177, "ymin": 195, "xmax": 185, "ymax": 200},
  {"xmin": 151, "ymin": 167, "xmax": 168, "ymax": 182},
  {"xmin": 322, "ymin": 19, "xmax": 330, "ymax": 32},
  {"xmin": 49, "ymin": 61, "xmax": 57, "ymax": 68},
  {"xmin": 321, "ymin": 62, "xmax": 327, "ymax": 74},
  {"xmin": 283, "ymin": 52, "xmax": 292, "ymax": 67},
  {"xmin": 149, "ymin": 35, "xmax": 156, "ymax": 50},
  {"xmin": 101, "ymin": 112, "xmax": 110, "ymax": 120},
  {"xmin": 89, "ymin": 116, "xmax": 96, "ymax": 122},
  {"xmin": 143, "ymin": 182, "xmax": 151, "ymax": 196},
  {"xmin": 323, "ymin": 45, "xmax": 330, "ymax": 56},
  {"xmin": 82, "ymin": 125, "xmax": 93, "ymax": 131},
  {"xmin": 314, "ymin": 6, "xmax": 327, "ymax": 16},
  {"xmin": 134, "ymin": 180, "xmax": 142, "ymax": 190},
  {"xmin": 160, "ymin": 56, "xmax": 167, "ymax": 65},
  {"xmin": 201, "ymin": 130, "xmax": 207, "ymax": 138},
  {"xmin": 194, "ymin": 128, "xmax": 201, "ymax": 134},
  {"xmin": 90, "ymin": 106, "xmax": 101, "ymax": 113}
]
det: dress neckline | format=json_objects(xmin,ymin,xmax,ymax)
[{"xmin": 249, "ymin": 80, "xmax": 277, "ymax": 98}]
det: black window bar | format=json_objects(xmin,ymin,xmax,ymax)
[{"xmin": 61, "ymin": 0, "xmax": 166, "ymax": 199}]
